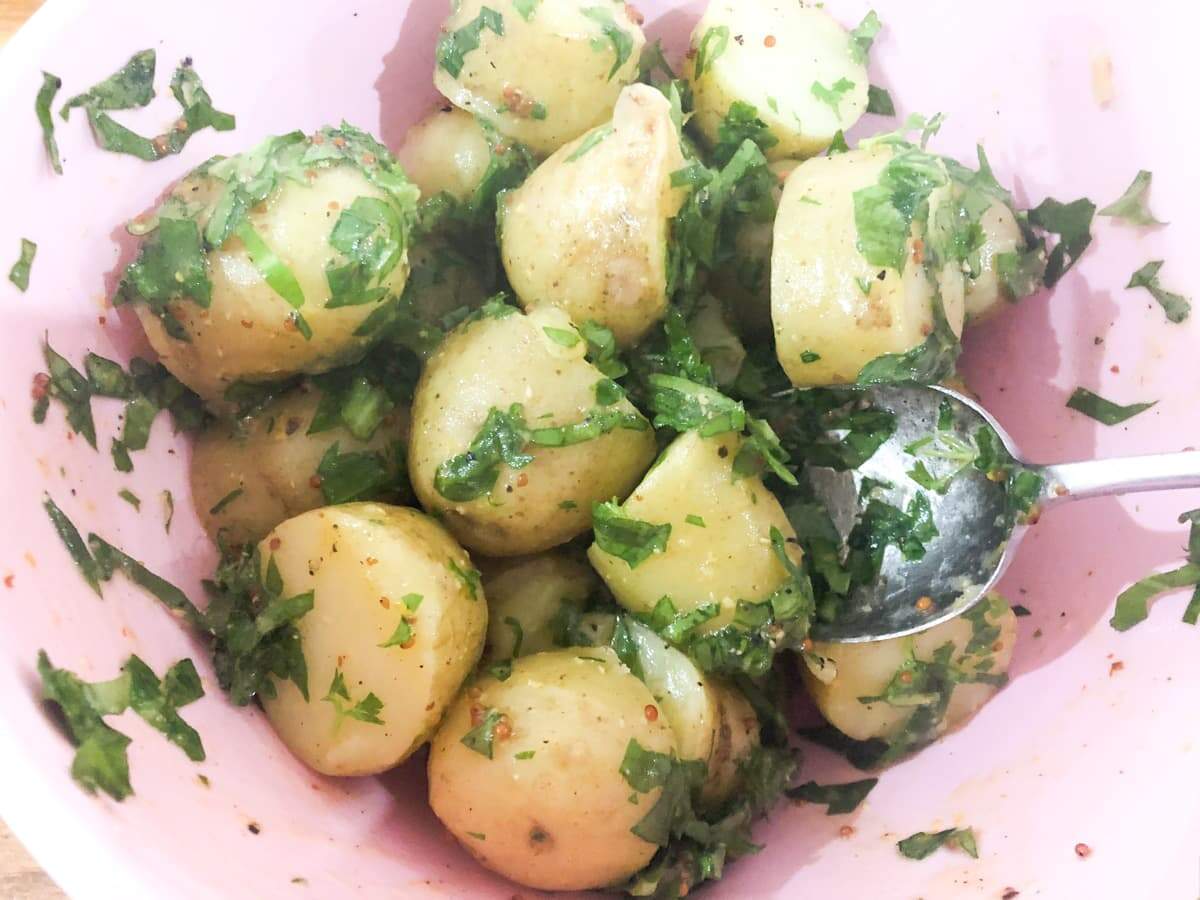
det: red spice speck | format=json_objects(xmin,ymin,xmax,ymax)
[
  {"xmin": 644, "ymin": 704, "xmax": 659, "ymax": 722},
  {"xmin": 308, "ymin": 475, "xmax": 322, "ymax": 489},
  {"xmin": 1109, "ymin": 660, "xmax": 1124, "ymax": 676},
  {"xmin": 494, "ymin": 719, "xmax": 512, "ymax": 741},
  {"xmin": 31, "ymin": 373, "xmax": 50, "ymax": 401},
  {"xmin": 1001, "ymin": 890, "xmax": 1020, "ymax": 900},
  {"xmin": 269, "ymin": 537, "xmax": 282, "ymax": 551},
  {"xmin": 516, "ymin": 473, "xmax": 529, "ymax": 488},
  {"xmin": 1110, "ymin": 365, "xmax": 1120, "ymax": 374},
  {"xmin": 470, "ymin": 705, "xmax": 484, "ymax": 726},
  {"xmin": 764, "ymin": 34, "xmax": 777, "ymax": 47},
  {"xmin": 800, "ymin": 637, "xmax": 814, "ymax": 653},
  {"xmin": 838, "ymin": 825, "xmax": 854, "ymax": 838},
  {"xmin": 3, "ymin": 575, "xmax": 13, "ymax": 589},
  {"xmin": 898, "ymin": 671, "xmax": 914, "ymax": 685},
  {"xmin": 915, "ymin": 595, "xmax": 934, "ymax": 612},
  {"xmin": 1075, "ymin": 843, "xmax": 1092, "ymax": 858}
]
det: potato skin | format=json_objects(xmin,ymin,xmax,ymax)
[
  {"xmin": 408, "ymin": 306, "xmax": 657, "ymax": 556},
  {"xmin": 434, "ymin": 0, "xmax": 645, "ymax": 157},
  {"xmin": 687, "ymin": 0, "xmax": 868, "ymax": 161},
  {"xmin": 481, "ymin": 552, "xmax": 597, "ymax": 661},
  {"xmin": 191, "ymin": 389, "xmax": 410, "ymax": 546},
  {"xmin": 396, "ymin": 107, "xmax": 494, "ymax": 202},
  {"xmin": 771, "ymin": 147, "xmax": 965, "ymax": 386},
  {"xmin": 802, "ymin": 595, "xmax": 1017, "ymax": 745},
  {"xmin": 259, "ymin": 503, "xmax": 487, "ymax": 776},
  {"xmin": 428, "ymin": 648, "xmax": 673, "ymax": 891},
  {"xmin": 136, "ymin": 165, "xmax": 411, "ymax": 403},
  {"xmin": 500, "ymin": 84, "xmax": 688, "ymax": 347},
  {"xmin": 588, "ymin": 431, "xmax": 803, "ymax": 629}
]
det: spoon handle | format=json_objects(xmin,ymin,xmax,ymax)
[{"xmin": 1038, "ymin": 451, "xmax": 1200, "ymax": 506}]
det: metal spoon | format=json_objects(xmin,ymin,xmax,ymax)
[{"xmin": 806, "ymin": 385, "xmax": 1200, "ymax": 644}]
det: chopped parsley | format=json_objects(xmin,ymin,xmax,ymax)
[
  {"xmin": 685, "ymin": 514, "xmax": 706, "ymax": 528},
  {"xmin": 461, "ymin": 708, "xmax": 505, "ymax": 758},
  {"xmin": 582, "ymin": 6, "xmax": 634, "ymax": 80},
  {"xmin": 9, "ymin": 238, "xmax": 36, "ymax": 291},
  {"xmin": 513, "ymin": 0, "xmax": 540, "ymax": 21},
  {"xmin": 316, "ymin": 441, "xmax": 408, "ymax": 505},
  {"xmin": 811, "ymin": 78, "xmax": 856, "ymax": 116},
  {"xmin": 543, "ymin": 326, "xmax": 580, "ymax": 347},
  {"xmin": 692, "ymin": 25, "xmax": 730, "ymax": 80},
  {"xmin": 436, "ymin": 7, "xmax": 504, "ymax": 78},
  {"xmin": 325, "ymin": 197, "xmax": 409, "ymax": 308},
  {"xmin": 1027, "ymin": 196, "xmax": 1096, "ymax": 288},
  {"xmin": 1111, "ymin": 509, "xmax": 1200, "ymax": 631},
  {"xmin": 867, "ymin": 85, "xmax": 895, "ymax": 116},
  {"xmin": 580, "ymin": 320, "xmax": 628, "ymax": 378},
  {"xmin": 448, "ymin": 559, "xmax": 482, "ymax": 601},
  {"xmin": 1066, "ymin": 388, "xmax": 1156, "ymax": 426},
  {"xmin": 60, "ymin": 49, "xmax": 155, "ymax": 117},
  {"xmin": 36, "ymin": 72, "xmax": 62, "ymax": 174},
  {"xmin": 323, "ymin": 669, "xmax": 384, "ymax": 728},
  {"xmin": 897, "ymin": 827, "xmax": 978, "ymax": 860},
  {"xmin": 235, "ymin": 221, "xmax": 305, "ymax": 310},
  {"xmin": 785, "ymin": 778, "xmax": 878, "ymax": 814},
  {"xmin": 38, "ymin": 650, "xmax": 205, "ymax": 800},
  {"xmin": 592, "ymin": 501, "xmax": 671, "ymax": 568},
  {"xmin": 1127, "ymin": 260, "xmax": 1190, "ymax": 324},
  {"xmin": 712, "ymin": 101, "xmax": 779, "ymax": 166},
  {"xmin": 118, "ymin": 489, "xmax": 141, "ymax": 510},
  {"xmin": 1099, "ymin": 170, "xmax": 1164, "ymax": 227},
  {"xmin": 514, "ymin": 750, "xmax": 535, "ymax": 760},
  {"xmin": 566, "ymin": 124, "xmax": 613, "ymax": 162},
  {"xmin": 207, "ymin": 488, "xmax": 244, "ymax": 516},
  {"xmin": 849, "ymin": 10, "xmax": 883, "ymax": 65},
  {"xmin": 162, "ymin": 490, "xmax": 175, "ymax": 533}
]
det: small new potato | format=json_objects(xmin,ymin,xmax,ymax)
[
  {"xmin": 588, "ymin": 431, "xmax": 803, "ymax": 629},
  {"xmin": 259, "ymin": 503, "xmax": 487, "ymax": 776},
  {"xmin": 500, "ymin": 84, "xmax": 688, "ymax": 347},
  {"xmin": 434, "ymin": 0, "xmax": 645, "ymax": 156},
  {"xmin": 428, "ymin": 648, "xmax": 674, "ymax": 891},
  {"xmin": 802, "ymin": 594, "xmax": 1017, "ymax": 746},
  {"xmin": 625, "ymin": 620, "xmax": 759, "ymax": 807},
  {"xmin": 687, "ymin": 0, "xmax": 869, "ymax": 160},
  {"xmin": 712, "ymin": 159, "xmax": 797, "ymax": 336},
  {"xmin": 771, "ymin": 147, "xmax": 966, "ymax": 386},
  {"xmin": 688, "ymin": 294, "xmax": 746, "ymax": 389},
  {"xmin": 963, "ymin": 199, "xmax": 1028, "ymax": 323},
  {"xmin": 133, "ymin": 129, "xmax": 418, "ymax": 402},
  {"xmin": 191, "ymin": 388, "xmax": 410, "ymax": 546},
  {"xmin": 481, "ymin": 552, "xmax": 597, "ymax": 661},
  {"xmin": 396, "ymin": 107, "xmax": 494, "ymax": 202},
  {"xmin": 409, "ymin": 305, "xmax": 657, "ymax": 556}
]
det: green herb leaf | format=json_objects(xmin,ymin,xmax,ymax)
[
  {"xmin": 118, "ymin": 215, "xmax": 211, "ymax": 311},
  {"xmin": 566, "ymin": 124, "xmax": 613, "ymax": 162},
  {"xmin": 853, "ymin": 146, "xmax": 946, "ymax": 272},
  {"xmin": 867, "ymin": 85, "xmax": 895, "ymax": 116},
  {"xmin": 322, "ymin": 669, "xmax": 384, "ymax": 727},
  {"xmin": 592, "ymin": 501, "xmax": 671, "ymax": 569},
  {"xmin": 1027, "ymin": 197, "xmax": 1095, "ymax": 288},
  {"xmin": 123, "ymin": 656, "xmax": 206, "ymax": 761},
  {"xmin": 1127, "ymin": 260, "xmax": 1190, "ymax": 324},
  {"xmin": 1099, "ymin": 170, "xmax": 1164, "ymax": 227},
  {"xmin": 89, "ymin": 535, "xmax": 206, "ymax": 628},
  {"xmin": 448, "ymin": 559, "xmax": 482, "ymax": 601},
  {"xmin": 897, "ymin": 827, "xmax": 978, "ymax": 860},
  {"xmin": 316, "ymin": 441, "xmax": 406, "ymax": 505},
  {"xmin": 712, "ymin": 100, "xmax": 779, "ymax": 167},
  {"xmin": 437, "ymin": 7, "xmax": 505, "ymax": 78},
  {"xmin": 1066, "ymin": 388, "xmax": 1155, "ymax": 426},
  {"xmin": 619, "ymin": 739, "xmax": 705, "ymax": 846},
  {"xmin": 8, "ymin": 238, "xmax": 36, "ymax": 292},
  {"xmin": 208, "ymin": 488, "xmax": 244, "ymax": 516},
  {"xmin": 995, "ymin": 247, "xmax": 1047, "ymax": 301},
  {"xmin": 580, "ymin": 320, "xmax": 628, "ymax": 378},
  {"xmin": 36, "ymin": 72, "xmax": 63, "ymax": 174},
  {"xmin": 434, "ymin": 404, "xmax": 533, "ymax": 501},
  {"xmin": 685, "ymin": 514, "xmax": 706, "ymax": 528},
  {"xmin": 849, "ymin": 10, "xmax": 883, "ymax": 65},
  {"xmin": 582, "ymin": 6, "xmax": 634, "ymax": 80},
  {"xmin": 811, "ymin": 78, "xmax": 856, "ymax": 116},
  {"xmin": 514, "ymin": 0, "xmax": 540, "ymax": 21},
  {"xmin": 61, "ymin": 49, "xmax": 155, "ymax": 119},
  {"xmin": 461, "ymin": 708, "xmax": 504, "ymax": 758},
  {"xmin": 1110, "ymin": 563, "xmax": 1200, "ymax": 632},
  {"xmin": 857, "ymin": 292, "xmax": 960, "ymax": 385},
  {"xmin": 785, "ymin": 778, "xmax": 878, "ymax": 815},
  {"xmin": 40, "ymin": 342, "xmax": 95, "ymax": 447},
  {"xmin": 235, "ymin": 220, "xmax": 305, "ymax": 308},
  {"xmin": 325, "ymin": 197, "xmax": 406, "ymax": 308},
  {"xmin": 693, "ymin": 25, "xmax": 730, "ymax": 80},
  {"xmin": 118, "ymin": 489, "xmax": 141, "ymax": 510},
  {"xmin": 542, "ymin": 326, "xmax": 580, "ymax": 347},
  {"xmin": 43, "ymin": 495, "xmax": 103, "ymax": 596}
]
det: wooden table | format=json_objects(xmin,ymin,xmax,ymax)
[{"xmin": 2, "ymin": 4, "xmax": 63, "ymax": 895}]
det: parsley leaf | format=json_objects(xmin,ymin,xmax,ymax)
[
  {"xmin": 811, "ymin": 78, "xmax": 856, "ymax": 116},
  {"xmin": 1066, "ymin": 388, "xmax": 1156, "ymax": 426},
  {"xmin": 582, "ymin": 6, "xmax": 634, "ymax": 81},
  {"xmin": 43, "ymin": 494, "xmax": 103, "ymax": 596},
  {"xmin": 619, "ymin": 739, "xmax": 705, "ymax": 846},
  {"xmin": 461, "ymin": 708, "xmax": 505, "ymax": 758},
  {"xmin": 1127, "ymin": 260, "xmax": 1190, "ymax": 324},
  {"xmin": 897, "ymin": 827, "xmax": 978, "ymax": 860},
  {"xmin": 514, "ymin": 0, "xmax": 540, "ymax": 20},
  {"xmin": 325, "ymin": 197, "xmax": 407, "ymax": 308},
  {"xmin": 867, "ymin": 85, "xmax": 895, "ymax": 116},
  {"xmin": 437, "ymin": 7, "xmax": 504, "ymax": 78},
  {"xmin": 1027, "ymin": 196, "xmax": 1095, "ymax": 287},
  {"xmin": 853, "ymin": 146, "xmax": 947, "ymax": 272},
  {"xmin": 712, "ymin": 101, "xmax": 779, "ymax": 167},
  {"xmin": 849, "ymin": 10, "xmax": 883, "ymax": 65},
  {"xmin": 434, "ymin": 404, "xmax": 533, "ymax": 501},
  {"xmin": 693, "ymin": 25, "xmax": 730, "ymax": 80},
  {"xmin": 785, "ymin": 778, "xmax": 878, "ymax": 815},
  {"xmin": 235, "ymin": 220, "xmax": 305, "ymax": 309},
  {"xmin": 566, "ymin": 124, "xmax": 614, "ymax": 162},
  {"xmin": 1110, "ymin": 563, "xmax": 1200, "ymax": 632},
  {"xmin": 592, "ymin": 501, "xmax": 671, "ymax": 569},
  {"xmin": 316, "ymin": 441, "xmax": 408, "ymax": 505},
  {"xmin": 35, "ymin": 72, "xmax": 62, "ymax": 174},
  {"xmin": 1099, "ymin": 170, "xmax": 1164, "ymax": 227},
  {"xmin": 857, "ymin": 291, "xmax": 960, "ymax": 385},
  {"xmin": 448, "ymin": 559, "xmax": 482, "ymax": 601},
  {"xmin": 580, "ymin": 320, "xmax": 629, "ymax": 379},
  {"xmin": 60, "ymin": 49, "xmax": 155, "ymax": 118},
  {"xmin": 8, "ymin": 238, "xmax": 36, "ymax": 292},
  {"xmin": 41, "ymin": 342, "xmax": 96, "ymax": 447},
  {"xmin": 323, "ymin": 669, "xmax": 384, "ymax": 727}
]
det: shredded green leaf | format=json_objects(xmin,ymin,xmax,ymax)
[
  {"xmin": 1127, "ymin": 260, "xmax": 1190, "ymax": 324},
  {"xmin": 437, "ymin": 7, "xmax": 505, "ymax": 78},
  {"xmin": 8, "ymin": 238, "xmax": 36, "ymax": 292},
  {"xmin": 1099, "ymin": 170, "xmax": 1164, "ymax": 227},
  {"xmin": 36, "ymin": 72, "xmax": 62, "ymax": 174},
  {"xmin": 1066, "ymin": 388, "xmax": 1156, "ymax": 426}
]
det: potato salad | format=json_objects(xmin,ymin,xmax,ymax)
[{"xmin": 36, "ymin": 0, "xmax": 1160, "ymax": 896}]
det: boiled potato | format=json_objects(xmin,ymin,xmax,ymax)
[
  {"xmin": 688, "ymin": 294, "xmax": 746, "ymax": 389},
  {"xmin": 624, "ymin": 620, "xmax": 759, "ymax": 807},
  {"xmin": 259, "ymin": 503, "xmax": 487, "ymax": 776},
  {"xmin": 482, "ymin": 552, "xmax": 597, "ymax": 662},
  {"xmin": 802, "ymin": 594, "xmax": 1017, "ymax": 746},
  {"xmin": 396, "ymin": 107, "xmax": 494, "ymax": 202},
  {"xmin": 687, "ymin": 1, "xmax": 869, "ymax": 160},
  {"xmin": 588, "ymin": 431, "xmax": 803, "ymax": 629},
  {"xmin": 191, "ymin": 388, "xmax": 410, "ymax": 546},
  {"xmin": 712, "ymin": 160, "xmax": 797, "ymax": 336},
  {"xmin": 500, "ymin": 84, "xmax": 688, "ymax": 347},
  {"xmin": 433, "ymin": 0, "xmax": 645, "ymax": 157},
  {"xmin": 771, "ymin": 147, "xmax": 966, "ymax": 386},
  {"xmin": 963, "ymin": 199, "xmax": 1027, "ymax": 323},
  {"xmin": 130, "ymin": 128, "xmax": 418, "ymax": 402},
  {"xmin": 428, "ymin": 647, "xmax": 673, "ymax": 891},
  {"xmin": 409, "ymin": 305, "xmax": 657, "ymax": 556}
]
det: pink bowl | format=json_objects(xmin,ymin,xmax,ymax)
[{"xmin": 2, "ymin": 0, "xmax": 1198, "ymax": 896}]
